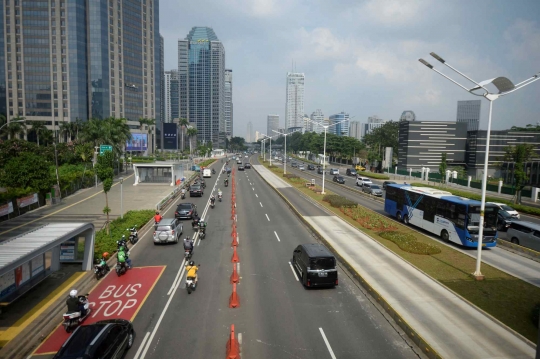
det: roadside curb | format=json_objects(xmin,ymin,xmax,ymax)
[
  {"xmin": 498, "ymin": 239, "xmax": 540, "ymax": 262},
  {"xmin": 252, "ymin": 160, "xmax": 441, "ymax": 359},
  {"xmin": 0, "ymin": 172, "xmax": 202, "ymax": 359}
]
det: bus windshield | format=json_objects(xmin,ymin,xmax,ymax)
[{"xmin": 467, "ymin": 205, "xmax": 498, "ymax": 234}]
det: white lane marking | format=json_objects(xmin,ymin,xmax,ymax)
[
  {"xmin": 167, "ymin": 257, "xmax": 187, "ymax": 295},
  {"xmin": 237, "ymin": 263, "xmax": 240, "ymax": 276},
  {"xmin": 133, "ymin": 332, "xmax": 151, "ymax": 359},
  {"xmin": 274, "ymin": 231, "xmax": 280, "ymax": 242},
  {"xmin": 260, "ymin": 202, "xmax": 263, "ymax": 207},
  {"xmin": 238, "ymin": 332, "xmax": 243, "ymax": 356},
  {"xmin": 255, "ymin": 194, "xmax": 258, "ymax": 198},
  {"xmin": 265, "ymin": 213, "xmax": 270, "ymax": 221},
  {"xmin": 319, "ymin": 328, "xmax": 337, "ymax": 359},
  {"xmin": 252, "ymin": 187, "xmax": 255, "ymax": 191},
  {"xmin": 237, "ymin": 234, "xmax": 240, "ymax": 244},
  {"xmin": 288, "ymin": 262, "xmax": 299, "ymax": 281}
]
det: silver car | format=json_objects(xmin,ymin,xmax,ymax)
[
  {"xmin": 153, "ymin": 218, "xmax": 183, "ymax": 244},
  {"xmin": 298, "ymin": 164, "xmax": 305, "ymax": 171},
  {"xmin": 362, "ymin": 183, "xmax": 383, "ymax": 196},
  {"xmin": 506, "ymin": 221, "xmax": 540, "ymax": 251}
]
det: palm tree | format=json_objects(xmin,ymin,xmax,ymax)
[
  {"xmin": 186, "ymin": 127, "xmax": 198, "ymax": 155},
  {"xmin": 58, "ymin": 121, "xmax": 72, "ymax": 143},
  {"xmin": 80, "ymin": 118, "xmax": 105, "ymax": 147},
  {"xmin": 29, "ymin": 121, "xmax": 49, "ymax": 146},
  {"xmin": 74, "ymin": 118, "xmax": 84, "ymax": 140},
  {"xmin": 179, "ymin": 118, "xmax": 189, "ymax": 151},
  {"xmin": 7, "ymin": 116, "xmax": 27, "ymax": 140},
  {"xmin": 0, "ymin": 114, "xmax": 7, "ymax": 139}
]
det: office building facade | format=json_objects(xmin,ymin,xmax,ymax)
[
  {"xmin": 1, "ymin": 0, "xmax": 161, "ymax": 131},
  {"xmin": 267, "ymin": 114, "xmax": 279, "ymax": 137},
  {"xmin": 285, "ymin": 72, "xmax": 304, "ymax": 130},
  {"xmin": 349, "ymin": 121, "xmax": 362, "ymax": 140},
  {"xmin": 178, "ymin": 27, "xmax": 225, "ymax": 147},
  {"xmin": 224, "ymin": 69, "xmax": 233, "ymax": 138},
  {"xmin": 246, "ymin": 121, "xmax": 253, "ymax": 142},
  {"xmin": 329, "ymin": 112, "xmax": 349, "ymax": 136},
  {"xmin": 163, "ymin": 70, "xmax": 179, "ymax": 123},
  {"xmin": 457, "ymin": 100, "xmax": 481, "ymax": 132},
  {"xmin": 310, "ymin": 109, "xmax": 325, "ymax": 134},
  {"xmin": 362, "ymin": 116, "xmax": 386, "ymax": 138}
]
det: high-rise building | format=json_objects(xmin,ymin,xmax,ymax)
[
  {"xmin": 178, "ymin": 27, "xmax": 225, "ymax": 148},
  {"xmin": 457, "ymin": 100, "xmax": 481, "ymax": 131},
  {"xmin": 158, "ymin": 34, "xmax": 164, "ymax": 149},
  {"xmin": 349, "ymin": 121, "xmax": 362, "ymax": 140},
  {"xmin": 164, "ymin": 70, "xmax": 179, "ymax": 123},
  {"xmin": 329, "ymin": 112, "xmax": 350, "ymax": 136},
  {"xmin": 224, "ymin": 69, "xmax": 233, "ymax": 138},
  {"xmin": 310, "ymin": 109, "xmax": 325, "ymax": 134},
  {"xmin": 0, "ymin": 0, "xmax": 161, "ymax": 129},
  {"xmin": 246, "ymin": 121, "xmax": 253, "ymax": 142},
  {"xmin": 254, "ymin": 130, "xmax": 261, "ymax": 142},
  {"xmin": 285, "ymin": 72, "xmax": 305, "ymax": 130},
  {"xmin": 362, "ymin": 116, "xmax": 387, "ymax": 137},
  {"xmin": 400, "ymin": 111, "xmax": 416, "ymax": 122},
  {"xmin": 267, "ymin": 115, "xmax": 279, "ymax": 136}
]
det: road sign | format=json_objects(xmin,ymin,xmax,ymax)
[{"xmin": 100, "ymin": 145, "xmax": 113, "ymax": 155}]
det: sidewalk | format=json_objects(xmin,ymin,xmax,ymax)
[{"xmin": 253, "ymin": 163, "xmax": 536, "ymax": 359}]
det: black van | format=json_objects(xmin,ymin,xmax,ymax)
[{"xmin": 292, "ymin": 244, "xmax": 338, "ymax": 287}]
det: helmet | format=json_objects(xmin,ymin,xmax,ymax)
[
  {"xmin": 156, "ymin": 211, "xmax": 160, "ymax": 215},
  {"xmin": 189, "ymin": 260, "xmax": 195, "ymax": 266},
  {"xmin": 69, "ymin": 289, "xmax": 78, "ymax": 298},
  {"xmin": 103, "ymin": 252, "xmax": 109, "ymax": 259},
  {"xmin": 122, "ymin": 235, "xmax": 126, "ymax": 239}
]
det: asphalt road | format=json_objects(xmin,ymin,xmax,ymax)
[
  {"xmin": 278, "ymin": 158, "xmax": 540, "ymax": 288},
  {"xmin": 121, "ymin": 160, "xmax": 423, "ymax": 359}
]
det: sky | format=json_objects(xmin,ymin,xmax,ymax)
[{"xmin": 159, "ymin": 0, "xmax": 540, "ymax": 138}]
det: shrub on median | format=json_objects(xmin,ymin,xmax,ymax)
[
  {"xmin": 356, "ymin": 171, "xmax": 390, "ymax": 180},
  {"xmin": 379, "ymin": 231, "xmax": 442, "ymax": 255},
  {"xmin": 93, "ymin": 209, "xmax": 155, "ymax": 259},
  {"xmin": 340, "ymin": 206, "xmax": 397, "ymax": 231},
  {"xmin": 199, "ymin": 159, "xmax": 216, "ymax": 167},
  {"xmin": 323, "ymin": 194, "xmax": 357, "ymax": 208},
  {"xmin": 283, "ymin": 173, "xmax": 300, "ymax": 179}
]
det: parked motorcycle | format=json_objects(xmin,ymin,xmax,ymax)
[
  {"xmin": 62, "ymin": 295, "xmax": 91, "ymax": 333},
  {"xmin": 127, "ymin": 227, "xmax": 138, "ymax": 244},
  {"xmin": 94, "ymin": 259, "xmax": 109, "ymax": 280}
]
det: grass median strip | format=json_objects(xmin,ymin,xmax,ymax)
[{"xmin": 259, "ymin": 158, "xmax": 540, "ymax": 342}]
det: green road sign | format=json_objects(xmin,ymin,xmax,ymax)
[{"xmin": 100, "ymin": 145, "xmax": 113, "ymax": 155}]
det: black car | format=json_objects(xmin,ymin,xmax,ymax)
[
  {"xmin": 307, "ymin": 164, "xmax": 315, "ymax": 170},
  {"xmin": 53, "ymin": 319, "xmax": 134, "ymax": 359},
  {"xmin": 175, "ymin": 203, "xmax": 197, "ymax": 219},
  {"xmin": 317, "ymin": 167, "xmax": 324, "ymax": 174},
  {"xmin": 189, "ymin": 184, "xmax": 203, "ymax": 197},
  {"xmin": 346, "ymin": 168, "xmax": 357, "ymax": 176},
  {"xmin": 244, "ymin": 163, "xmax": 251, "ymax": 169},
  {"xmin": 238, "ymin": 165, "xmax": 245, "ymax": 171},
  {"xmin": 382, "ymin": 181, "xmax": 397, "ymax": 190},
  {"xmin": 497, "ymin": 211, "xmax": 514, "ymax": 232},
  {"xmin": 333, "ymin": 176, "xmax": 345, "ymax": 184},
  {"xmin": 292, "ymin": 243, "xmax": 338, "ymax": 287}
]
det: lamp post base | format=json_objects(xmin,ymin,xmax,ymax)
[{"xmin": 472, "ymin": 273, "xmax": 485, "ymax": 281}]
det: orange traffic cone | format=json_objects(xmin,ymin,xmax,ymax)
[
  {"xmin": 231, "ymin": 225, "xmax": 237, "ymax": 238},
  {"xmin": 225, "ymin": 324, "xmax": 241, "ymax": 358},
  {"xmin": 230, "ymin": 263, "xmax": 239, "ymax": 283},
  {"xmin": 231, "ymin": 246, "xmax": 240, "ymax": 263},
  {"xmin": 231, "ymin": 232, "xmax": 238, "ymax": 247},
  {"xmin": 229, "ymin": 283, "xmax": 240, "ymax": 308}
]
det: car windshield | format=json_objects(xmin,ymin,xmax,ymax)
[
  {"xmin": 310, "ymin": 257, "xmax": 335, "ymax": 270},
  {"xmin": 371, "ymin": 185, "xmax": 380, "ymax": 189},
  {"xmin": 499, "ymin": 211, "xmax": 513, "ymax": 219},
  {"xmin": 338, "ymin": 177, "xmax": 344, "ymax": 180},
  {"xmin": 467, "ymin": 205, "xmax": 498, "ymax": 234},
  {"xmin": 59, "ymin": 324, "xmax": 107, "ymax": 357},
  {"xmin": 178, "ymin": 204, "xmax": 192, "ymax": 210},
  {"xmin": 157, "ymin": 225, "xmax": 172, "ymax": 231},
  {"xmin": 191, "ymin": 185, "xmax": 201, "ymax": 190},
  {"xmin": 500, "ymin": 205, "xmax": 515, "ymax": 212}
]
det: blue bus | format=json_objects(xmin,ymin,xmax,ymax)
[{"xmin": 384, "ymin": 184, "xmax": 499, "ymax": 248}]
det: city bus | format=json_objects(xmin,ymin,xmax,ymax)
[{"xmin": 384, "ymin": 184, "xmax": 499, "ymax": 248}]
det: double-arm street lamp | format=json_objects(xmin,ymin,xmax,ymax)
[
  {"xmin": 260, "ymin": 133, "xmax": 278, "ymax": 166},
  {"xmin": 0, "ymin": 119, "xmax": 26, "ymax": 133},
  {"xmin": 272, "ymin": 129, "xmax": 301, "ymax": 175},
  {"xmin": 419, "ymin": 52, "xmax": 539, "ymax": 280},
  {"xmin": 304, "ymin": 117, "xmax": 350, "ymax": 194}
]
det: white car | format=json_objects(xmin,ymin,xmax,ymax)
[
  {"xmin": 356, "ymin": 177, "xmax": 373, "ymax": 187},
  {"xmin": 202, "ymin": 168, "xmax": 212, "ymax": 178},
  {"xmin": 489, "ymin": 202, "xmax": 520, "ymax": 219},
  {"xmin": 329, "ymin": 168, "xmax": 339, "ymax": 175}
]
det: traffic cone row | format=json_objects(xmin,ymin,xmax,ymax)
[{"xmin": 226, "ymin": 324, "xmax": 241, "ymax": 358}]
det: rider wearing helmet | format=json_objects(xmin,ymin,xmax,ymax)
[
  {"xmin": 98, "ymin": 252, "xmax": 109, "ymax": 268},
  {"xmin": 224, "ymin": 178, "xmax": 228, "ymax": 186},
  {"xmin": 186, "ymin": 261, "xmax": 198, "ymax": 284},
  {"xmin": 117, "ymin": 248, "xmax": 132, "ymax": 269},
  {"xmin": 66, "ymin": 289, "xmax": 86, "ymax": 315},
  {"xmin": 183, "ymin": 236, "xmax": 194, "ymax": 251},
  {"xmin": 210, "ymin": 194, "xmax": 216, "ymax": 205},
  {"xmin": 154, "ymin": 211, "xmax": 162, "ymax": 223}
]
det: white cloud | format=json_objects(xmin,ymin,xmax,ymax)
[
  {"xmin": 224, "ymin": 0, "xmax": 281, "ymax": 17},
  {"xmin": 359, "ymin": 0, "xmax": 431, "ymax": 26},
  {"xmin": 504, "ymin": 19, "xmax": 540, "ymax": 63}
]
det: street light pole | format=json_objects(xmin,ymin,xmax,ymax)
[
  {"xmin": 261, "ymin": 134, "xmax": 276, "ymax": 166},
  {"xmin": 419, "ymin": 52, "xmax": 539, "ymax": 280},
  {"xmin": 120, "ymin": 177, "xmax": 124, "ymax": 219},
  {"xmin": 0, "ymin": 119, "xmax": 26, "ymax": 133}
]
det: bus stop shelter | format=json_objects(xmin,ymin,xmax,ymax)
[
  {"xmin": 133, "ymin": 162, "xmax": 185, "ymax": 186},
  {"xmin": 0, "ymin": 222, "xmax": 94, "ymax": 305}
]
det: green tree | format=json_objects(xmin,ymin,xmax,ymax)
[
  {"xmin": 179, "ymin": 118, "xmax": 189, "ymax": 151},
  {"xmin": 439, "ymin": 152, "xmax": 447, "ymax": 183},
  {"xmin": 504, "ymin": 144, "xmax": 535, "ymax": 204},
  {"xmin": 29, "ymin": 121, "xmax": 49, "ymax": 146},
  {"xmin": 186, "ymin": 127, "xmax": 198, "ymax": 154},
  {"xmin": 362, "ymin": 121, "xmax": 399, "ymax": 160},
  {"xmin": 95, "ymin": 151, "xmax": 115, "ymax": 234},
  {"xmin": 0, "ymin": 152, "xmax": 53, "ymax": 195},
  {"xmin": 6, "ymin": 117, "xmax": 27, "ymax": 140}
]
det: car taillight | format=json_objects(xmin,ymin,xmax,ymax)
[
  {"xmin": 175, "ymin": 212, "xmax": 178, "ymax": 215},
  {"xmin": 172, "ymin": 230, "xmax": 175, "ymax": 234},
  {"xmin": 153, "ymin": 232, "xmax": 156, "ymax": 236},
  {"xmin": 335, "ymin": 279, "xmax": 339, "ymax": 285},
  {"xmin": 307, "ymin": 280, "xmax": 311, "ymax": 287}
]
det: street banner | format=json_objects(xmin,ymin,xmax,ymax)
[
  {"xmin": 126, "ymin": 133, "xmax": 148, "ymax": 151},
  {"xmin": 16, "ymin": 193, "xmax": 38, "ymax": 208},
  {"xmin": 163, "ymin": 123, "xmax": 178, "ymax": 150},
  {"xmin": 0, "ymin": 202, "xmax": 14, "ymax": 216}
]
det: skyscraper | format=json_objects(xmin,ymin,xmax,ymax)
[
  {"xmin": 285, "ymin": 72, "xmax": 305, "ymax": 130},
  {"xmin": 363, "ymin": 115, "xmax": 386, "ymax": 137},
  {"xmin": 178, "ymin": 27, "xmax": 226, "ymax": 147},
  {"xmin": 310, "ymin": 109, "xmax": 325, "ymax": 134},
  {"xmin": 246, "ymin": 121, "xmax": 253, "ymax": 142},
  {"xmin": 224, "ymin": 69, "xmax": 233, "ymax": 139},
  {"xmin": 457, "ymin": 100, "xmax": 481, "ymax": 131},
  {"xmin": 164, "ymin": 70, "xmax": 179, "ymax": 123},
  {"xmin": 267, "ymin": 114, "xmax": 279, "ymax": 137},
  {"xmin": 329, "ymin": 112, "xmax": 350, "ymax": 136},
  {"xmin": 349, "ymin": 121, "xmax": 362, "ymax": 140},
  {"xmin": 0, "ymin": 0, "xmax": 161, "ymax": 127}
]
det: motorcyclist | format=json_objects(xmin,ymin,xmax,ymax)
[
  {"xmin": 154, "ymin": 211, "xmax": 162, "ymax": 223},
  {"xmin": 210, "ymin": 195, "xmax": 216, "ymax": 205},
  {"xmin": 117, "ymin": 236, "xmax": 128, "ymax": 251},
  {"xmin": 191, "ymin": 213, "xmax": 200, "ymax": 228},
  {"xmin": 96, "ymin": 252, "xmax": 109, "ymax": 270},
  {"xmin": 181, "ymin": 187, "xmax": 186, "ymax": 198},
  {"xmin": 118, "ymin": 248, "xmax": 132, "ymax": 269},
  {"xmin": 198, "ymin": 218, "xmax": 207, "ymax": 233},
  {"xmin": 224, "ymin": 178, "xmax": 228, "ymax": 186},
  {"xmin": 66, "ymin": 289, "xmax": 86, "ymax": 316},
  {"xmin": 217, "ymin": 189, "xmax": 223, "ymax": 200},
  {"xmin": 183, "ymin": 236, "xmax": 194, "ymax": 252},
  {"xmin": 186, "ymin": 261, "xmax": 199, "ymax": 285}
]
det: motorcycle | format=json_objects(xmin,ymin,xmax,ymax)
[
  {"xmin": 218, "ymin": 194, "xmax": 222, "ymax": 202},
  {"xmin": 62, "ymin": 295, "xmax": 91, "ymax": 333},
  {"xmin": 210, "ymin": 199, "xmax": 215, "ymax": 208},
  {"xmin": 186, "ymin": 277, "xmax": 197, "ymax": 294},
  {"xmin": 94, "ymin": 259, "xmax": 109, "ymax": 280},
  {"xmin": 192, "ymin": 218, "xmax": 200, "ymax": 230},
  {"xmin": 198, "ymin": 225, "xmax": 206, "ymax": 239},
  {"xmin": 116, "ymin": 261, "xmax": 128, "ymax": 277},
  {"xmin": 224, "ymin": 181, "xmax": 229, "ymax": 187},
  {"xmin": 184, "ymin": 248, "xmax": 192, "ymax": 260},
  {"xmin": 212, "ymin": 168, "xmax": 216, "ymax": 174},
  {"xmin": 181, "ymin": 191, "xmax": 186, "ymax": 199},
  {"xmin": 127, "ymin": 227, "xmax": 138, "ymax": 244}
]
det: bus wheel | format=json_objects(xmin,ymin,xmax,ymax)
[
  {"xmin": 396, "ymin": 212, "xmax": 403, "ymax": 221},
  {"xmin": 403, "ymin": 215, "xmax": 410, "ymax": 225},
  {"xmin": 441, "ymin": 230, "xmax": 449, "ymax": 242},
  {"xmin": 511, "ymin": 237, "xmax": 520, "ymax": 245}
]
